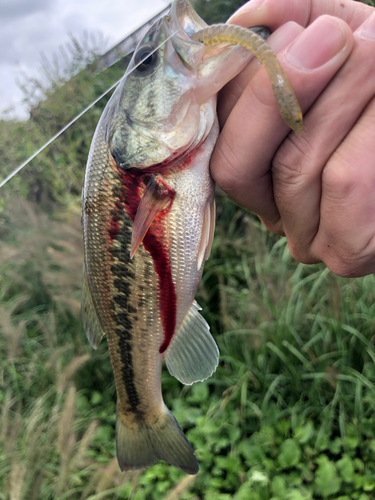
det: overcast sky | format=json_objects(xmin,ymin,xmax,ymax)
[{"xmin": 0, "ymin": 0, "xmax": 170, "ymax": 120}]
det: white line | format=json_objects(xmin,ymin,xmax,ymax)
[
  {"xmin": 0, "ymin": 28, "xmax": 179, "ymax": 189},
  {"xmin": 0, "ymin": 80, "xmax": 120, "ymax": 189}
]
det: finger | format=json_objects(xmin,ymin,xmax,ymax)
[
  {"xmin": 218, "ymin": 21, "xmax": 304, "ymax": 126},
  {"xmin": 211, "ymin": 16, "xmax": 353, "ymax": 228},
  {"xmin": 272, "ymin": 11, "xmax": 375, "ymax": 264},
  {"xmin": 314, "ymin": 99, "xmax": 375, "ymax": 277},
  {"xmin": 228, "ymin": 0, "xmax": 374, "ymax": 32},
  {"xmin": 311, "ymin": 25, "xmax": 375, "ymax": 276},
  {"xmin": 228, "ymin": 0, "xmax": 311, "ymax": 29}
]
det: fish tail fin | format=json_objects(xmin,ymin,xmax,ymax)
[{"xmin": 116, "ymin": 406, "xmax": 199, "ymax": 475}]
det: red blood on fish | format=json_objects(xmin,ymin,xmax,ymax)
[
  {"xmin": 108, "ymin": 216, "xmax": 120, "ymax": 241},
  {"xmin": 114, "ymin": 165, "xmax": 177, "ymax": 354}
]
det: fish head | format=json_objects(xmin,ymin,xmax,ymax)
[{"xmin": 105, "ymin": 0, "xmax": 253, "ymax": 170}]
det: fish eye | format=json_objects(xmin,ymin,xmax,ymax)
[{"xmin": 134, "ymin": 44, "xmax": 158, "ymax": 73}]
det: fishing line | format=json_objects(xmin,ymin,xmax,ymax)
[{"xmin": 0, "ymin": 28, "xmax": 179, "ymax": 189}]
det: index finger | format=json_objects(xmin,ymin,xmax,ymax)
[{"xmin": 228, "ymin": 0, "xmax": 374, "ymax": 32}]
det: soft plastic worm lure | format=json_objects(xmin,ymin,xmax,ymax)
[{"xmin": 191, "ymin": 24, "xmax": 303, "ymax": 134}]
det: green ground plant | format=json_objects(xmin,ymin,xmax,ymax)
[
  {"xmin": 1, "ymin": 0, "xmax": 375, "ymax": 498},
  {"xmin": 1, "ymin": 198, "xmax": 375, "ymax": 499}
]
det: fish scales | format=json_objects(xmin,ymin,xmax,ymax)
[
  {"xmin": 84, "ymin": 123, "xmax": 163, "ymax": 422},
  {"xmin": 81, "ymin": 0, "xmax": 302, "ymax": 474}
]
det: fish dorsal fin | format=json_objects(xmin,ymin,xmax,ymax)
[
  {"xmin": 81, "ymin": 264, "xmax": 105, "ymax": 349},
  {"xmin": 164, "ymin": 301, "xmax": 219, "ymax": 385},
  {"xmin": 197, "ymin": 198, "xmax": 216, "ymax": 270},
  {"xmin": 131, "ymin": 176, "xmax": 175, "ymax": 259}
]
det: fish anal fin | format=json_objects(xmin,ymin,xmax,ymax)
[
  {"xmin": 81, "ymin": 264, "xmax": 105, "ymax": 349},
  {"xmin": 197, "ymin": 198, "xmax": 216, "ymax": 270},
  {"xmin": 116, "ymin": 406, "xmax": 198, "ymax": 474},
  {"xmin": 131, "ymin": 176, "xmax": 175, "ymax": 259},
  {"xmin": 165, "ymin": 301, "xmax": 219, "ymax": 385}
]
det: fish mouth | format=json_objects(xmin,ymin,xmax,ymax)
[{"xmin": 170, "ymin": 0, "xmax": 208, "ymax": 37}]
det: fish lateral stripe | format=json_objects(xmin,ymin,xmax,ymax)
[
  {"xmin": 111, "ymin": 265, "xmax": 143, "ymax": 416},
  {"xmin": 108, "ymin": 174, "xmax": 144, "ymax": 416},
  {"xmin": 114, "ymin": 163, "xmax": 178, "ymax": 354}
]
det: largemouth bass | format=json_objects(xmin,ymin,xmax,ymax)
[{"xmin": 81, "ymin": 0, "xmax": 302, "ymax": 475}]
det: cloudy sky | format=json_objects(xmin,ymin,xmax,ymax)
[{"xmin": 0, "ymin": 0, "xmax": 170, "ymax": 119}]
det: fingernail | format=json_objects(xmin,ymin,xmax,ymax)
[
  {"xmin": 358, "ymin": 11, "xmax": 375, "ymax": 40},
  {"xmin": 286, "ymin": 16, "xmax": 347, "ymax": 70},
  {"xmin": 268, "ymin": 22, "xmax": 304, "ymax": 53},
  {"xmin": 227, "ymin": 0, "xmax": 266, "ymax": 23}
]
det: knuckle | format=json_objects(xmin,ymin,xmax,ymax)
[
  {"xmin": 260, "ymin": 216, "xmax": 284, "ymax": 236},
  {"xmin": 315, "ymin": 223, "xmax": 375, "ymax": 278},
  {"xmin": 272, "ymin": 133, "xmax": 319, "ymax": 187},
  {"xmin": 321, "ymin": 242, "xmax": 374, "ymax": 278},
  {"xmin": 321, "ymin": 156, "xmax": 356, "ymax": 201},
  {"xmin": 288, "ymin": 241, "xmax": 317, "ymax": 265},
  {"xmin": 324, "ymin": 256, "xmax": 359, "ymax": 278}
]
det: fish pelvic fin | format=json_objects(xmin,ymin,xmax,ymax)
[
  {"xmin": 116, "ymin": 406, "xmax": 198, "ymax": 475},
  {"xmin": 197, "ymin": 198, "xmax": 216, "ymax": 270},
  {"xmin": 81, "ymin": 263, "xmax": 105, "ymax": 349},
  {"xmin": 130, "ymin": 176, "xmax": 175, "ymax": 259},
  {"xmin": 165, "ymin": 301, "xmax": 219, "ymax": 385}
]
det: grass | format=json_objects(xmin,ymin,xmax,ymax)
[
  {"xmin": 1, "ymin": 0, "xmax": 375, "ymax": 497},
  {"xmin": 1, "ymin": 197, "xmax": 375, "ymax": 499}
]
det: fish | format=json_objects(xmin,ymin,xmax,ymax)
[{"xmin": 81, "ymin": 0, "xmax": 302, "ymax": 475}]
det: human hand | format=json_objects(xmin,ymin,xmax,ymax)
[{"xmin": 211, "ymin": 0, "xmax": 375, "ymax": 277}]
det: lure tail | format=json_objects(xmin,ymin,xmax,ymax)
[{"xmin": 116, "ymin": 406, "xmax": 199, "ymax": 474}]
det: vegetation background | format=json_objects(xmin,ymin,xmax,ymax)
[{"xmin": 1, "ymin": 0, "xmax": 375, "ymax": 499}]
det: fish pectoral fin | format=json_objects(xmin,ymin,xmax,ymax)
[
  {"xmin": 131, "ymin": 176, "xmax": 175, "ymax": 259},
  {"xmin": 197, "ymin": 198, "xmax": 216, "ymax": 270},
  {"xmin": 116, "ymin": 405, "xmax": 198, "ymax": 474},
  {"xmin": 164, "ymin": 301, "xmax": 219, "ymax": 385},
  {"xmin": 81, "ymin": 264, "xmax": 105, "ymax": 349}
]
